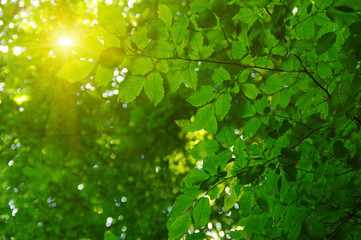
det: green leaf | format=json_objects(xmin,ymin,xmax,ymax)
[
  {"xmin": 214, "ymin": 92, "xmax": 232, "ymax": 120},
  {"xmin": 318, "ymin": 102, "xmax": 329, "ymax": 119},
  {"xmin": 167, "ymin": 70, "xmax": 183, "ymax": 93},
  {"xmin": 206, "ymin": 28, "xmax": 227, "ymax": 47},
  {"xmin": 215, "ymin": 126, "xmax": 235, "ymax": 148},
  {"xmin": 192, "ymin": 197, "xmax": 211, "ymax": 229},
  {"xmin": 195, "ymin": 104, "xmax": 218, "ymax": 134},
  {"xmin": 190, "ymin": 32, "xmax": 204, "ymax": 52},
  {"xmin": 200, "ymin": 45, "xmax": 214, "ymax": 58},
  {"xmin": 187, "ymin": 86, "xmax": 217, "ymax": 107},
  {"xmin": 241, "ymin": 83, "xmax": 260, "ymax": 99},
  {"xmin": 104, "ymin": 231, "xmax": 119, "ymax": 240},
  {"xmin": 233, "ymin": 138, "xmax": 246, "ymax": 155},
  {"xmin": 270, "ymin": 92, "xmax": 280, "ymax": 111},
  {"xmin": 262, "ymin": 76, "xmax": 284, "ymax": 94},
  {"xmin": 279, "ymin": 88, "xmax": 292, "ymax": 108},
  {"xmin": 171, "ymin": 18, "xmax": 189, "ymax": 45},
  {"xmin": 99, "ymin": 47, "xmax": 125, "ymax": 69},
  {"xmin": 98, "ymin": 6, "xmax": 126, "ymax": 36},
  {"xmin": 243, "ymin": 117, "xmax": 261, "ymax": 138},
  {"xmin": 218, "ymin": 151, "xmax": 232, "ymax": 169},
  {"xmin": 211, "ymin": 0, "xmax": 226, "ymax": 16},
  {"xmin": 224, "ymin": 190, "xmax": 237, "ymax": 211},
  {"xmin": 238, "ymin": 165, "xmax": 265, "ymax": 185},
  {"xmin": 208, "ymin": 185, "xmax": 222, "ymax": 200},
  {"xmin": 118, "ymin": 76, "xmax": 146, "ymax": 103},
  {"xmin": 256, "ymin": 197, "xmax": 270, "ymax": 213},
  {"xmin": 283, "ymin": 165, "xmax": 297, "ymax": 182},
  {"xmin": 317, "ymin": 62, "xmax": 332, "ymax": 79},
  {"xmin": 175, "ymin": 119, "xmax": 194, "ymax": 132},
  {"xmin": 95, "ymin": 65, "xmax": 113, "ymax": 87},
  {"xmin": 156, "ymin": 59, "xmax": 169, "ymax": 73},
  {"xmin": 239, "ymin": 100, "xmax": 256, "ymax": 118},
  {"xmin": 233, "ymin": 8, "xmax": 258, "ymax": 25},
  {"xmin": 196, "ymin": 9, "xmax": 217, "ymax": 28},
  {"xmin": 183, "ymin": 68, "xmax": 198, "ymax": 89},
  {"xmin": 168, "ymin": 212, "xmax": 192, "ymax": 240},
  {"xmin": 190, "ymin": 0, "xmax": 210, "ymax": 12},
  {"xmin": 158, "ymin": 4, "xmax": 172, "ymax": 28},
  {"xmin": 296, "ymin": 18, "xmax": 315, "ymax": 40},
  {"xmin": 200, "ymin": 175, "xmax": 219, "ymax": 191},
  {"xmin": 315, "ymin": 0, "xmax": 333, "ymax": 10},
  {"xmin": 154, "ymin": 41, "xmax": 175, "ymax": 58},
  {"xmin": 287, "ymin": 225, "xmax": 301, "ymax": 240},
  {"xmin": 238, "ymin": 190, "xmax": 252, "ymax": 217},
  {"xmin": 316, "ymin": 32, "xmax": 336, "ymax": 55},
  {"xmin": 186, "ymin": 232, "xmax": 209, "ymax": 240},
  {"xmin": 326, "ymin": 7, "xmax": 358, "ymax": 24},
  {"xmin": 228, "ymin": 230, "xmax": 247, "ymax": 239},
  {"xmin": 130, "ymin": 26, "xmax": 148, "ymax": 50},
  {"xmin": 274, "ymin": 136, "xmax": 289, "ymax": 155},
  {"xmin": 231, "ymin": 41, "xmax": 247, "ymax": 59},
  {"xmin": 130, "ymin": 57, "xmax": 155, "ymax": 75},
  {"xmin": 169, "ymin": 194, "xmax": 195, "ymax": 218},
  {"xmin": 191, "ymin": 140, "xmax": 219, "ymax": 159},
  {"xmin": 245, "ymin": 218, "xmax": 264, "ymax": 234},
  {"xmin": 254, "ymin": 96, "xmax": 269, "ymax": 114},
  {"xmin": 333, "ymin": 140, "xmax": 347, "ymax": 158},
  {"xmin": 145, "ymin": 71, "xmax": 165, "ymax": 106},
  {"xmin": 306, "ymin": 217, "xmax": 325, "ymax": 239},
  {"xmin": 281, "ymin": 149, "xmax": 300, "ymax": 164},
  {"xmin": 203, "ymin": 155, "xmax": 220, "ymax": 175},
  {"xmin": 212, "ymin": 67, "xmax": 231, "ymax": 85},
  {"xmin": 184, "ymin": 168, "xmax": 209, "ymax": 186},
  {"xmin": 56, "ymin": 59, "xmax": 93, "ymax": 83}
]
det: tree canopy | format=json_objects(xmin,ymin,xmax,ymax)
[{"xmin": 1, "ymin": 0, "xmax": 361, "ymax": 239}]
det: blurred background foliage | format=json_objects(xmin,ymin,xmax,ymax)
[{"xmin": 0, "ymin": 0, "xmax": 196, "ymax": 239}]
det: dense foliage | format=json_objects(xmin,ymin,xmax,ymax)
[{"xmin": 1, "ymin": 0, "xmax": 361, "ymax": 239}]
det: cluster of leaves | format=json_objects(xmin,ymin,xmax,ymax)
[{"xmin": 1, "ymin": 0, "xmax": 361, "ymax": 239}]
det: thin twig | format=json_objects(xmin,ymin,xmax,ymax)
[
  {"xmin": 295, "ymin": 55, "xmax": 331, "ymax": 99},
  {"xmin": 265, "ymin": 7, "xmax": 272, "ymax": 16},
  {"xmin": 290, "ymin": 126, "xmax": 323, "ymax": 149},
  {"xmin": 123, "ymin": 41, "xmax": 303, "ymax": 73}
]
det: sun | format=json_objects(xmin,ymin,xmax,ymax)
[{"xmin": 57, "ymin": 38, "xmax": 73, "ymax": 46}]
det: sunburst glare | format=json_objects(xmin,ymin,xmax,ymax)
[{"xmin": 57, "ymin": 38, "xmax": 73, "ymax": 46}]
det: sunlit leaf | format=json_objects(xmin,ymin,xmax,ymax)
[
  {"xmin": 214, "ymin": 92, "xmax": 232, "ymax": 120},
  {"xmin": 215, "ymin": 126, "xmax": 235, "ymax": 148},
  {"xmin": 118, "ymin": 76, "xmax": 146, "ymax": 103},
  {"xmin": 184, "ymin": 169, "xmax": 209, "ymax": 186},
  {"xmin": 224, "ymin": 190, "xmax": 237, "ymax": 211},
  {"xmin": 212, "ymin": 67, "xmax": 231, "ymax": 85},
  {"xmin": 169, "ymin": 194, "xmax": 195, "ymax": 218},
  {"xmin": 243, "ymin": 117, "xmax": 261, "ymax": 138},
  {"xmin": 195, "ymin": 104, "xmax": 218, "ymax": 134},
  {"xmin": 168, "ymin": 213, "xmax": 192, "ymax": 240},
  {"xmin": 191, "ymin": 139, "xmax": 219, "ymax": 159},
  {"xmin": 158, "ymin": 4, "xmax": 172, "ymax": 28},
  {"xmin": 187, "ymin": 86, "xmax": 217, "ymax": 107},
  {"xmin": 192, "ymin": 197, "xmax": 211, "ymax": 229},
  {"xmin": 56, "ymin": 59, "xmax": 93, "ymax": 83},
  {"xmin": 241, "ymin": 83, "xmax": 260, "ymax": 99}
]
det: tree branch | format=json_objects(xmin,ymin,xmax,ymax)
[{"xmin": 294, "ymin": 55, "xmax": 331, "ymax": 99}]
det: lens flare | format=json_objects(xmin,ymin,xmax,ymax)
[{"xmin": 57, "ymin": 38, "xmax": 73, "ymax": 46}]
